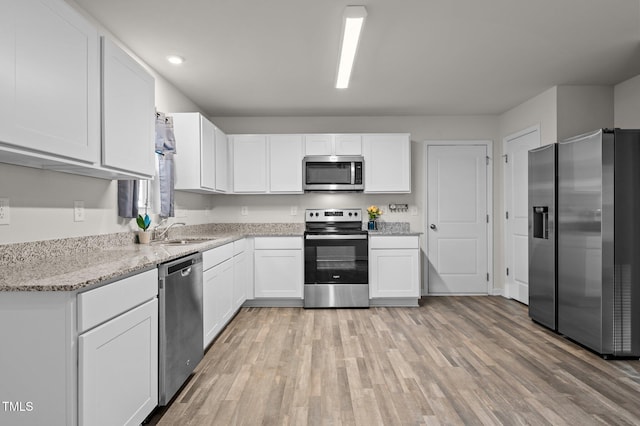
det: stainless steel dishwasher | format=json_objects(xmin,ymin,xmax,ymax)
[{"xmin": 158, "ymin": 252, "xmax": 203, "ymax": 406}]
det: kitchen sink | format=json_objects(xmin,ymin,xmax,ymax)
[{"xmin": 152, "ymin": 238, "xmax": 215, "ymax": 246}]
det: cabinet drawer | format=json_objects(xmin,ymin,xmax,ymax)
[
  {"xmin": 369, "ymin": 235, "xmax": 419, "ymax": 249},
  {"xmin": 233, "ymin": 238, "xmax": 247, "ymax": 255},
  {"xmin": 78, "ymin": 268, "xmax": 158, "ymax": 333},
  {"xmin": 254, "ymin": 236, "xmax": 302, "ymax": 250},
  {"xmin": 203, "ymin": 243, "xmax": 234, "ymax": 270}
]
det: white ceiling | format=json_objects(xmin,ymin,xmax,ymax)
[{"xmin": 74, "ymin": 0, "xmax": 640, "ymax": 117}]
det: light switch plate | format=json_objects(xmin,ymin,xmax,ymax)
[
  {"xmin": 74, "ymin": 201, "xmax": 85, "ymax": 222},
  {"xmin": 410, "ymin": 206, "xmax": 418, "ymax": 216},
  {"xmin": 241, "ymin": 206, "xmax": 248, "ymax": 216},
  {"xmin": 290, "ymin": 206, "xmax": 298, "ymax": 216},
  {"xmin": 0, "ymin": 198, "xmax": 10, "ymax": 225}
]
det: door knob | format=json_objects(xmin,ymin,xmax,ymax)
[{"xmin": 430, "ymin": 224, "xmax": 437, "ymax": 230}]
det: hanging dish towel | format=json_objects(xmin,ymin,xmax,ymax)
[
  {"xmin": 117, "ymin": 179, "xmax": 139, "ymax": 218},
  {"xmin": 156, "ymin": 112, "xmax": 176, "ymax": 217}
]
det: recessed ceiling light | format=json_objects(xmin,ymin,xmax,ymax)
[
  {"xmin": 336, "ymin": 6, "xmax": 367, "ymax": 89},
  {"xmin": 166, "ymin": 55, "xmax": 185, "ymax": 65}
]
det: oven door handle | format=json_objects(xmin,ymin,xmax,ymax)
[{"xmin": 305, "ymin": 234, "xmax": 368, "ymax": 240}]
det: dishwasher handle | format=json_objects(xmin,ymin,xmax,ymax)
[
  {"xmin": 181, "ymin": 267, "xmax": 192, "ymax": 277},
  {"xmin": 166, "ymin": 257, "xmax": 198, "ymax": 275}
]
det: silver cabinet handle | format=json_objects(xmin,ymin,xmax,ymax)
[{"xmin": 430, "ymin": 224, "xmax": 437, "ymax": 230}]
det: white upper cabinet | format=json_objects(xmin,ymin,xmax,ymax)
[
  {"xmin": 0, "ymin": 0, "xmax": 100, "ymax": 164},
  {"xmin": 363, "ymin": 133, "xmax": 411, "ymax": 193},
  {"xmin": 172, "ymin": 112, "xmax": 229, "ymax": 193},
  {"xmin": 214, "ymin": 125, "xmax": 229, "ymax": 192},
  {"xmin": 335, "ymin": 134, "xmax": 363, "ymax": 155},
  {"xmin": 304, "ymin": 134, "xmax": 362, "ymax": 156},
  {"xmin": 269, "ymin": 134, "xmax": 303, "ymax": 193},
  {"xmin": 101, "ymin": 37, "xmax": 155, "ymax": 178},
  {"xmin": 230, "ymin": 134, "xmax": 303, "ymax": 194},
  {"xmin": 232, "ymin": 135, "xmax": 268, "ymax": 193}
]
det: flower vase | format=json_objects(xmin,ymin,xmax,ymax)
[
  {"xmin": 137, "ymin": 230, "xmax": 151, "ymax": 244},
  {"xmin": 368, "ymin": 220, "xmax": 377, "ymax": 231}
]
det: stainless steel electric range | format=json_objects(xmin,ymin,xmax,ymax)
[{"xmin": 304, "ymin": 208, "xmax": 369, "ymax": 308}]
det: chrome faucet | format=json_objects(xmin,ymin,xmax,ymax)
[{"xmin": 154, "ymin": 222, "xmax": 186, "ymax": 241}]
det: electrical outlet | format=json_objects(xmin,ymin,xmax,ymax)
[
  {"xmin": 410, "ymin": 206, "xmax": 418, "ymax": 216},
  {"xmin": 241, "ymin": 206, "xmax": 248, "ymax": 216},
  {"xmin": 74, "ymin": 201, "xmax": 85, "ymax": 222},
  {"xmin": 0, "ymin": 198, "xmax": 10, "ymax": 225},
  {"xmin": 290, "ymin": 206, "xmax": 298, "ymax": 216}
]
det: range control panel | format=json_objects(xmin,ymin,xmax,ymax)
[{"xmin": 305, "ymin": 208, "xmax": 362, "ymax": 222}]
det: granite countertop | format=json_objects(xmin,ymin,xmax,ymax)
[
  {"xmin": 368, "ymin": 230, "xmax": 422, "ymax": 236},
  {"xmin": 367, "ymin": 221, "xmax": 422, "ymax": 236},
  {"xmin": 0, "ymin": 223, "xmax": 304, "ymax": 292}
]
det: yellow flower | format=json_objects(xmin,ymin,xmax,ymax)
[{"xmin": 367, "ymin": 205, "xmax": 382, "ymax": 220}]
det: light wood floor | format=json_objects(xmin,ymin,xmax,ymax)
[{"xmin": 147, "ymin": 297, "xmax": 640, "ymax": 425}]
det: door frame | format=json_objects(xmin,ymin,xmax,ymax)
[
  {"xmin": 424, "ymin": 140, "xmax": 494, "ymax": 295},
  {"xmin": 502, "ymin": 124, "xmax": 540, "ymax": 300}
]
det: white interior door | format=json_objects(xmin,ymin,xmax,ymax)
[
  {"xmin": 427, "ymin": 144, "xmax": 489, "ymax": 294},
  {"xmin": 503, "ymin": 126, "xmax": 540, "ymax": 304}
]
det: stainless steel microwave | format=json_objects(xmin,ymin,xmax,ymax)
[{"xmin": 303, "ymin": 156, "xmax": 364, "ymax": 192}]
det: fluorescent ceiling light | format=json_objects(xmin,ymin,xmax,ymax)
[
  {"xmin": 166, "ymin": 55, "xmax": 185, "ymax": 65},
  {"xmin": 336, "ymin": 6, "xmax": 367, "ymax": 89}
]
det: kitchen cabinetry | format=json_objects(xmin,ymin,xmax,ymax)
[
  {"xmin": 304, "ymin": 134, "xmax": 362, "ymax": 156},
  {"xmin": 173, "ymin": 112, "xmax": 229, "ymax": 193},
  {"xmin": 0, "ymin": 0, "xmax": 100, "ymax": 164},
  {"xmin": 233, "ymin": 239, "xmax": 249, "ymax": 309},
  {"xmin": 0, "ymin": 0, "xmax": 158, "ymax": 180},
  {"xmin": 203, "ymin": 243, "xmax": 235, "ymax": 348},
  {"xmin": 369, "ymin": 235, "xmax": 420, "ymax": 304},
  {"xmin": 254, "ymin": 237, "xmax": 303, "ymax": 299},
  {"xmin": 269, "ymin": 134, "xmax": 303, "ymax": 193},
  {"xmin": 231, "ymin": 135, "xmax": 268, "ymax": 193},
  {"xmin": 101, "ymin": 37, "xmax": 155, "ymax": 179},
  {"xmin": 77, "ymin": 269, "xmax": 158, "ymax": 426},
  {"xmin": 231, "ymin": 134, "xmax": 303, "ymax": 193},
  {"xmin": 363, "ymin": 134, "xmax": 411, "ymax": 193},
  {"xmin": 0, "ymin": 268, "xmax": 159, "ymax": 426}
]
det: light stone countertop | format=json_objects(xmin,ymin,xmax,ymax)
[{"xmin": 0, "ymin": 223, "xmax": 304, "ymax": 292}]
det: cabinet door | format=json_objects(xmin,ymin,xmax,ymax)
[
  {"xmin": 304, "ymin": 134, "xmax": 333, "ymax": 156},
  {"xmin": 214, "ymin": 125, "xmax": 229, "ymax": 192},
  {"xmin": 254, "ymin": 249, "xmax": 303, "ymax": 298},
  {"xmin": 102, "ymin": 37, "xmax": 155, "ymax": 177},
  {"xmin": 233, "ymin": 250, "xmax": 248, "ymax": 310},
  {"xmin": 232, "ymin": 135, "xmax": 267, "ymax": 193},
  {"xmin": 217, "ymin": 259, "xmax": 235, "ymax": 324},
  {"xmin": 200, "ymin": 116, "xmax": 216, "ymax": 190},
  {"xmin": 0, "ymin": 0, "xmax": 99, "ymax": 163},
  {"xmin": 269, "ymin": 134, "xmax": 303, "ymax": 193},
  {"xmin": 79, "ymin": 298, "xmax": 158, "ymax": 426},
  {"xmin": 369, "ymin": 249, "xmax": 420, "ymax": 298},
  {"xmin": 363, "ymin": 134, "xmax": 411, "ymax": 193},
  {"xmin": 203, "ymin": 259, "xmax": 234, "ymax": 348},
  {"xmin": 335, "ymin": 134, "xmax": 362, "ymax": 155}
]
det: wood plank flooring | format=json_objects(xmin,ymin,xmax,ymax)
[{"xmin": 147, "ymin": 297, "xmax": 640, "ymax": 425}]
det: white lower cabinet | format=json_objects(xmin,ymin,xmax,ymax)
[
  {"xmin": 78, "ymin": 299, "xmax": 158, "ymax": 426},
  {"xmin": 369, "ymin": 235, "xmax": 420, "ymax": 301},
  {"xmin": 202, "ymin": 240, "xmax": 248, "ymax": 349},
  {"xmin": 233, "ymin": 239, "xmax": 249, "ymax": 309},
  {"xmin": 0, "ymin": 268, "xmax": 160, "ymax": 426},
  {"xmin": 77, "ymin": 268, "xmax": 158, "ymax": 426},
  {"xmin": 254, "ymin": 237, "xmax": 303, "ymax": 299}
]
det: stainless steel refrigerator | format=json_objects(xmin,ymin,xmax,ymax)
[
  {"xmin": 557, "ymin": 128, "xmax": 640, "ymax": 357},
  {"xmin": 528, "ymin": 144, "xmax": 557, "ymax": 331}
]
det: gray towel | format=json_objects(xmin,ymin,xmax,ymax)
[
  {"xmin": 117, "ymin": 180, "xmax": 139, "ymax": 218},
  {"xmin": 156, "ymin": 113, "xmax": 177, "ymax": 217}
]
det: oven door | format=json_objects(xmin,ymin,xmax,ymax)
[{"xmin": 304, "ymin": 233, "xmax": 368, "ymax": 284}]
